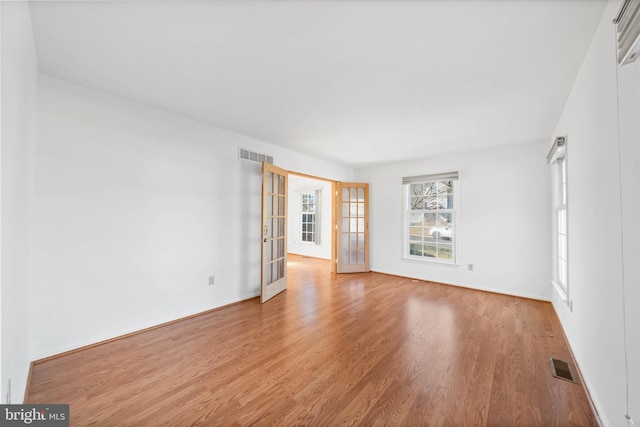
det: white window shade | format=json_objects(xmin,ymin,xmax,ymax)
[
  {"xmin": 403, "ymin": 172, "xmax": 458, "ymax": 185},
  {"xmin": 547, "ymin": 137, "xmax": 566, "ymax": 165},
  {"xmin": 614, "ymin": 0, "xmax": 640, "ymax": 65}
]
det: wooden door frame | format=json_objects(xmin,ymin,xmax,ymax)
[
  {"xmin": 287, "ymin": 171, "xmax": 339, "ymax": 276},
  {"xmin": 335, "ymin": 182, "xmax": 370, "ymax": 274},
  {"xmin": 261, "ymin": 163, "xmax": 289, "ymax": 303}
]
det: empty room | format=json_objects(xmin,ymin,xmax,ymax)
[{"xmin": 2, "ymin": 0, "xmax": 639, "ymax": 426}]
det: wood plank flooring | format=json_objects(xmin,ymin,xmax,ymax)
[{"xmin": 27, "ymin": 255, "xmax": 598, "ymax": 426}]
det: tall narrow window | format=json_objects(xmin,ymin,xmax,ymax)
[
  {"xmin": 548, "ymin": 137, "xmax": 569, "ymax": 300},
  {"xmin": 403, "ymin": 172, "xmax": 458, "ymax": 263},
  {"xmin": 301, "ymin": 191, "xmax": 321, "ymax": 244}
]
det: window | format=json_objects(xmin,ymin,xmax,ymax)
[
  {"xmin": 548, "ymin": 137, "xmax": 568, "ymax": 299},
  {"xmin": 403, "ymin": 172, "xmax": 458, "ymax": 263},
  {"xmin": 301, "ymin": 191, "xmax": 320, "ymax": 244}
]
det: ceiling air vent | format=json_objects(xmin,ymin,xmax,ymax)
[{"xmin": 239, "ymin": 148, "xmax": 273, "ymax": 165}]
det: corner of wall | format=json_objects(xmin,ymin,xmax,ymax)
[{"xmin": 1, "ymin": 0, "xmax": 39, "ymax": 405}]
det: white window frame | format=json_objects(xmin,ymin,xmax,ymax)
[
  {"xmin": 402, "ymin": 173, "xmax": 459, "ymax": 265},
  {"xmin": 300, "ymin": 190, "xmax": 321, "ymax": 245},
  {"xmin": 548, "ymin": 137, "xmax": 569, "ymax": 303}
]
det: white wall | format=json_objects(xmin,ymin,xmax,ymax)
[
  {"xmin": 1, "ymin": 2, "xmax": 38, "ymax": 404},
  {"xmin": 30, "ymin": 75, "xmax": 353, "ymax": 360},
  {"xmin": 287, "ymin": 175, "xmax": 332, "ymax": 259},
  {"xmin": 355, "ymin": 141, "xmax": 551, "ymax": 301},
  {"xmin": 551, "ymin": 1, "xmax": 639, "ymax": 426}
]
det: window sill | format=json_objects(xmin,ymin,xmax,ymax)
[{"xmin": 402, "ymin": 256, "xmax": 459, "ymax": 267}]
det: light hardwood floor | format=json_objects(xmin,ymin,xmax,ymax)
[{"xmin": 27, "ymin": 255, "xmax": 597, "ymax": 426}]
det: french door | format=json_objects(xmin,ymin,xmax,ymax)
[
  {"xmin": 335, "ymin": 182, "xmax": 369, "ymax": 273},
  {"xmin": 261, "ymin": 163, "xmax": 288, "ymax": 303}
]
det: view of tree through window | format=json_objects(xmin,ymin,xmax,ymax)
[{"xmin": 406, "ymin": 180, "xmax": 455, "ymax": 261}]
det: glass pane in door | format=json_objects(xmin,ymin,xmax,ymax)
[{"xmin": 336, "ymin": 182, "xmax": 369, "ymax": 273}]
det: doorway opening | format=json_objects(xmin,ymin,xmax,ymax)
[
  {"xmin": 287, "ymin": 174, "xmax": 333, "ymax": 268},
  {"xmin": 261, "ymin": 165, "xmax": 369, "ymax": 303}
]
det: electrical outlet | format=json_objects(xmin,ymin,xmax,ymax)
[
  {"xmin": 468, "ymin": 264, "xmax": 474, "ymax": 271},
  {"xmin": 6, "ymin": 378, "xmax": 11, "ymax": 404},
  {"xmin": 208, "ymin": 276, "xmax": 215, "ymax": 286}
]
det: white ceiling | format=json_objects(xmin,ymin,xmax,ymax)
[{"xmin": 28, "ymin": 0, "xmax": 606, "ymax": 168}]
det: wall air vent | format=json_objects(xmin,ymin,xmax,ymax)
[{"xmin": 239, "ymin": 148, "xmax": 273, "ymax": 165}]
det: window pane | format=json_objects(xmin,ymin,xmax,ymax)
[
  {"xmin": 350, "ymin": 187, "xmax": 357, "ymax": 201},
  {"xmin": 272, "ymin": 261, "xmax": 278, "ymax": 283},
  {"xmin": 410, "ymin": 184, "xmax": 424, "ymax": 210},
  {"xmin": 437, "ymin": 196, "xmax": 447, "ymax": 209},
  {"xmin": 424, "ymin": 213, "xmax": 437, "ymax": 226},
  {"xmin": 358, "ymin": 187, "xmax": 365, "ymax": 201},
  {"xmin": 558, "ymin": 209, "xmax": 567, "ymax": 234},
  {"xmin": 410, "ymin": 196, "xmax": 424, "ymax": 210},
  {"xmin": 342, "ymin": 188, "xmax": 349, "ymax": 202},
  {"xmin": 422, "ymin": 243, "xmax": 437, "ymax": 258},
  {"xmin": 266, "ymin": 261, "xmax": 272, "ymax": 285},
  {"xmin": 409, "ymin": 213, "xmax": 422, "ymax": 242},
  {"xmin": 409, "ymin": 242, "xmax": 423, "ymax": 256},
  {"xmin": 432, "ymin": 226, "xmax": 452, "ymax": 242},
  {"xmin": 342, "ymin": 202, "xmax": 349, "ymax": 218},
  {"xmin": 342, "ymin": 218, "xmax": 349, "ymax": 232},
  {"xmin": 350, "ymin": 218, "xmax": 357, "ymax": 232},
  {"xmin": 438, "ymin": 244, "xmax": 453, "ymax": 260},
  {"xmin": 424, "ymin": 196, "xmax": 437, "ymax": 210},
  {"xmin": 559, "ymin": 259, "xmax": 568, "ymax": 285},
  {"xmin": 278, "ymin": 175, "xmax": 285, "ymax": 193},
  {"xmin": 558, "ymin": 234, "xmax": 567, "ymax": 259},
  {"xmin": 424, "ymin": 182, "xmax": 436, "ymax": 197},
  {"xmin": 437, "ymin": 213, "xmax": 452, "ymax": 226}
]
